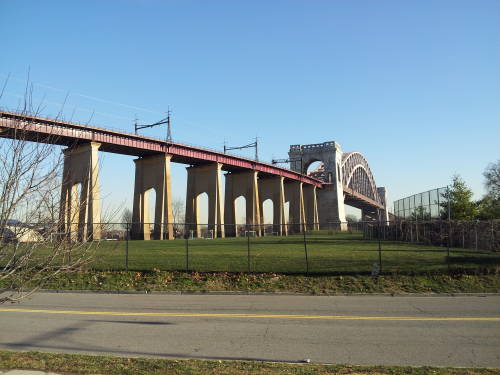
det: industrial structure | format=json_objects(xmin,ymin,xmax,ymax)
[{"xmin": 0, "ymin": 110, "xmax": 387, "ymax": 240}]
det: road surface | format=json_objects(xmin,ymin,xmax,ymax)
[{"xmin": 0, "ymin": 292, "xmax": 499, "ymax": 367}]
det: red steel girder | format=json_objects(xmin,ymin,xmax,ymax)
[{"xmin": 0, "ymin": 111, "xmax": 322, "ymax": 187}]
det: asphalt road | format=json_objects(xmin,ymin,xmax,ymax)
[{"xmin": 0, "ymin": 292, "xmax": 499, "ymax": 367}]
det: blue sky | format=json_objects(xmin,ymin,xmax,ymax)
[{"xmin": 1, "ymin": 0, "xmax": 499, "ymax": 219}]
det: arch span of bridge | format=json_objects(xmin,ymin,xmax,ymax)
[
  {"xmin": 289, "ymin": 142, "xmax": 388, "ymax": 228},
  {"xmin": 0, "ymin": 111, "xmax": 387, "ymax": 240}
]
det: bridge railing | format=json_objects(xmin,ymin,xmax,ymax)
[
  {"xmin": 2, "ymin": 220, "xmax": 498, "ymax": 276},
  {"xmin": 0, "ymin": 108, "xmax": 299, "ymax": 173}
]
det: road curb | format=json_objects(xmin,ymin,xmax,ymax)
[{"xmin": 23, "ymin": 289, "xmax": 500, "ymax": 297}]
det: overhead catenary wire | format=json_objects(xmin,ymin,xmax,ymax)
[
  {"xmin": 224, "ymin": 137, "xmax": 259, "ymax": 161},
  {"xmin": 0, "ymin": 72, "xmax": 263, "ymax": 155}
]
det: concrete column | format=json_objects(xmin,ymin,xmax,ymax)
[
  {"xmin": 285, "ymin": 181, "xmax": 305, "ymax": 233},
  {"xmin": 289, "ymin": 141, "xmax": 347, "ymax": 231},
  {"xmin": 185, "ymin": 168, "xmax": 198, "ymax": 238},
  {"xmin": 303, "ymin": 185, "xmax": 319, "ymax": 231},
  {"xmin": 322, "ymin": 144, "xmax": 346, "ymax": 230},
  {"xmin": 131, "ymin": 154, "xmax": 174, "ymax": 240},
  {"xmin": 258, "ymin": 176, "xmax": 287, "ymax": 236},
  {"xmin": 185, "ymin": 163, "xmax": 224, "ymax": 238},
  {"xmin": 377, "ymin": 187, "xmax": 389, "ymax": 224},
  {"xmin": 224, "ymin": 171, "xmax": 261, "ymax": 237},
  {"xmin": 59, "ymin": 142, "xmax": 101, "ymax": 241}
]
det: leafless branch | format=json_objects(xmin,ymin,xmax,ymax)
[{"xmin": 0, "ymin": 77, "xmax": 102, "ymax": 304}]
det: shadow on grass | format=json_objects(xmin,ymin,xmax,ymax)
[
  {"xmin": 447, "ymin": 256, "xmax": 500, "ymax": 264},
  {"xmin": 250, "ymin": 238, "xmax": 368, "ymax": 245}
]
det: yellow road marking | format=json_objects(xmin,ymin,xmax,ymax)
[{"xmin": 0, "ymin": 308, "xmax": 499, "ymax": 321}]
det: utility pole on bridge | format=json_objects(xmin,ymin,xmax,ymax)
[
  {"xmin": 134, "ymin": 110, "xmax": 173, "ymax": 142},
  {"xmin": 224, "ymin": 138, "xmax": 259, "ymax": 161}
]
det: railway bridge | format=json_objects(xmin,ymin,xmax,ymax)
[{"xmin": 0, "ymin": 111, "xmax": 387, "ymax": 240}]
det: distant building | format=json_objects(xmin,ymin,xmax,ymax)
[{"xmin": 1, "ymin": 225, "xmax": 44, "ymax": 243}]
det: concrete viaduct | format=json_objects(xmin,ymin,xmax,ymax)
[{"xmin": 0, "ymin": 110, "xmax": 387, "ymax": 240}]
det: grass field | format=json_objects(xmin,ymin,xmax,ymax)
[
  {"xmin": 3, "ymin": 231, "xmax": 499, "ymax": 276},
  {"xmin": 2, "ymin": 232, "xmax": 499, "ymax": 293},
  {"xmin": 83, "ymin": 232, "xmax": 499, "ymax": 275}
]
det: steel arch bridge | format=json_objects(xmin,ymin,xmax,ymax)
[
  {"xmin": 306, "ymin": 151, "xmax": 384, "ymax": 208},
  {"xmin": 341, "ymin": 151, "xmax": 385, "ymax": 212},
  {"xmin": 289, "ymin": 142, "xmax": 387, "ymax": 225},
  {"xmin": 1, "ymin": 111, "xmax": 387, "ymax": 236}
]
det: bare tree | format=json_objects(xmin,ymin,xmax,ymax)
[
  {"xmin": 0, "ymin": 79, "xmax": 96, "ymax": 304},
  {"xmin": 172, "ymin": 198, "xmax": 184, "ymax": 224},
  {"xmin": 122, "ymin": 208, "xmax": 133, "ymax": 226},
  {"xmin": 171, "ymin": 198, "xmax": 184, "ymax": 238}
]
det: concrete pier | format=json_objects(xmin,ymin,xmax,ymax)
[
  {"xmin": 131, "ymin": 154, "xmax": 174, "ymax": 240},
  {"xmin": 224, "ymin": 171, "xmax": 261, "ymax": 236},
  {"xmin": 303, "ymin": 184, "xmax": 319, "ymax": 230},
  {"xmin": 289, "ymin": 141, "xmax": 347, "ymax": 230},
  {"xmin": 259, "ymin": 176, "xmax": 287, "ymax": 236},
  {"xmin": 285, "ymin": 181, "xmax": 305, "ymax": 233},
  {"xmin": 377, "ymin": 187, "xmax": 389, "ymax": 223},
  {"xmin": 185, "ymin": 163, "xmax": 225, "ymax": 238},
  {"xmin": 59, "ymin": 142, "xmax": 101, "ymax": 241}
]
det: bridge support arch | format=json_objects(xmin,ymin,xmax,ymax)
[
  {"xmin": 284, "ymin": 181, "xmax": 305, "ymax": 233},
  {"xmin": 377, "ymin": 187, "xmax": 389, "ymax": 223},
  {"xmin": 131, "ymin": 154, "xmax": 174, "ymax": 240},
  {"xmin": 185, "ymin": 163, "xmax": 225, "ymax": 238},
  {"xmin": 258, "ymin": 176, "xmax": 287, "ymax": 236},
  {"xmin": 59, "ymin": 142, "xmax": 101, "ymax": 241},
  {"xmin": 224, "ymin": 171, "xmax": 261, "ymax": 237},
  {"xmin": 289, "ymin": 141, "xmax": 347, "ymax": 230},
  {"xmin": 303, "ymin": 185, "xmax": 319, "ymax": 230}
]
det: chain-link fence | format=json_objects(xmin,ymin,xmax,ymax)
[
  {"xmin": 394, "ymin": 187, "xmax": 448, "ymax": 219},
  {"xmin": 366, "ymin": 220, "xmax": 499, "ymax": 251},
  {"xmin": 1, "ymin": 221, "xmax": 499, "ymax": 275}
]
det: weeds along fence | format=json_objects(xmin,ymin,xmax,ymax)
[
  {"xmin": 365, "ymin": 219, "xmax": 499, "ymax": 252},
  {"xmin": 1, "ymin": 221, "xmax": 499, "ymax": 275}
]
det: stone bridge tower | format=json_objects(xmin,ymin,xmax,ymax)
[{"xmin": 289, "ymin": 141, "xmax": 347, "ymax": 229}]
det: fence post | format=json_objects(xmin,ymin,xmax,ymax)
[
  {"xmin": 303, "ymin": 224, "xmax": 309, "ymax": 275},
  {"xmin": 447, "ymin": 187, "xmax": 451, "ymax": 270},
  {"xmin": 185, "ymin": 235, "xmax": 189, "ymax": 272},
  {"xmin": 448, "ymin": 224, "xmax": 452, "ymax": 254},
  {"xmin": 475, "ymin": 221, "xmax": 478, "ymax": 251},
  {"xmin": 462, "ymin": 225, "xmax": 465, "ymax": 248},
  {"xmin": 125, "ymin": 223, "xmax": 129, "ymax": 271},
  {"xmin": 415, "ymin": 216, "xmax": 419, "ymax": 243},
  {"xmin": 439, "ymin": 220, "xmax": 443, "ymax": 246},
  {"xmin": 247, "ymin": 231, "xmax": 251, "ymax": 273},
  {"xmin": 422, "ymin": 221, "xmax": 425, "ymax": 244},
  {"xmin": 378, "ymin": 217, "xmax": 382, "ymax": 274},
  {"xmin": 492, "ymin": 221, "xmax": 495, "ymax": 251}
]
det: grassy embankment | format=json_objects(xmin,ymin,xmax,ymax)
[
  {"xmin": 1, "ymin": 350, "xmax": 499, "ymax": 375},
  {"xmin": 2, "ymin": 232, "xmax": 499, "ymax": 293}
]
